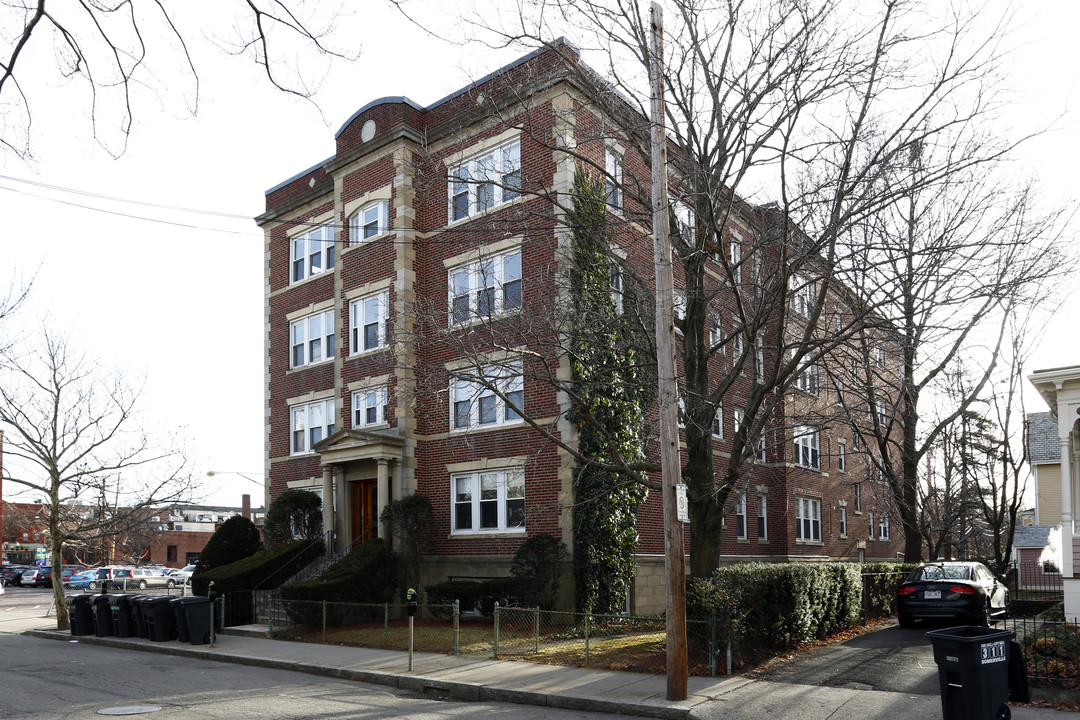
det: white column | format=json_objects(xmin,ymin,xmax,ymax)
[
  {"xmin": 1062, "ymin": 430, "xmax": 1074, "ymax": 575},
  {"xmin": 377, "ymin": 458, "xmax": 390, "ymax": 540},
  {"xmin": 322, "ymin": 465, "xmax": 335, "ymax": 552}
]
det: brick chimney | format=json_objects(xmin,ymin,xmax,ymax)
[{"xmin": 242, "ymin": 494, "xmax": 251, "ymax": 520}]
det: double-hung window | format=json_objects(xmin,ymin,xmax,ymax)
[
  {"xmin": 731, "ymin": 241, "xmax": 742, "ymax": 284},
  {"xmin": 853, "ymin": 482, "xmax": 862, "ymax": 511},
  {"xmin": 352, "ymin": 387, "xmax": 388, "ymax": 429},
  {"xmin": 874, "ymin": 345, "xmax": 886, "ymax": 369},
  {"xmin": 610, "ymin": 263, "xmax": 624, "ymax": 314},
  {"xmin": 712, "ymin": 404, "xmax": 723, "ymax": 439},
  {"xmin": 734, "ymin": 409, "xmax": 766, "ymax": 462},
  {"xmin": 795, "ymin": 362, "xmax": 819, "ymax": 394},
  {"xmin": 350, "ymin": 200, "xmax": 388, "ymax": 242},
  {"xmin": 794, "ymin": 426, "xmax": 820, "ymax": 470},
  {"xmin": 450, "ymin": 249, "xmax": 522, "ymax": 324},
  {"xmin": 876, "ymin": 401, "xmax": 888, "ymax": 427},
  {"xmin": 350, "ymin": 290, "xmax": 389, "ymax": 353},
  {"xmin": 291, "ymin": 310, "xmax": 335, "ymax": 368},
  {"xmin": 755, "ymin": 335, "xmax": 765, "ymax": 383},
  {"xmin": 757, "ymin": 495, "xmax": 768, "ymax": 540},
  {"xmin": 291, "ymin": 223, "xmax": 335, "ymax": 283},
  {"xmin": 290, "ymin": 399, "xmax": 335, "ymax": 455},
  {"xmin": 449, "ymin": 139, "xmax": 521, "ymax": 222},
  {"xmin": 791, "ymin": 275, "xmax": 815, "ymax": 316},
  {"xmin": 735, "ymin": 496, "xmax": 747, "ymax": 539},
  {"xmin": 731, "ymin": 323, "xmax": 745, "ymax": 366},
  {"xmin": 672, "ymin": 198, "xmax": 694, "ymax": 243},
  {"xmin": 839, "ymin": 506, "xmax": 848, "ymax": 537},
  {"xmin": 451, "ymin": 363, "xmax": 524, "ymax": 430},
  {"xmin": 838, "ymin": 440, "xmax": 847, "ymax": 472},
  {"xmin": 796, "ymin": 497, "xmax": 821, "ymax": 542},
  {"xmin": 878, "ymin": 513, "xmax": 890, "ymax": 540},
  {"xmin": 605, "ymin": 146, "xmax": 623, "ymax": 210},
  {"xmin": 452, "ymin": 468, "xmax": 525, "ymax": 533}
]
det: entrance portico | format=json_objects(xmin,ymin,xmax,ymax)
[
  {"xmin": 1029, "ymin": 365, "xmax": 1080, "ymax": 617},
  {"xmin": 313, "ymin": 429, "xmax": 405, "ymax": 554}
]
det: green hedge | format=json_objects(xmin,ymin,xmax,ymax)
[
  {"xmin": 278, "ymin": 539, "xmax": 400, "ymax": 627},
  {"xmin": 861, "ymin": 562, "xmax": 919, "ymax": 617},
  {"xmin": 193, "ymin": 538, "xmax": 323, "ymax": 595},
  {"xmin": 688, "ymin": 562, "xmax": 863, "ymax": 651}
]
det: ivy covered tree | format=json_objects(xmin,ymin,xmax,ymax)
[{"xmin": 568, "ymin": 169, "xmax": 653, "ymax": 614}]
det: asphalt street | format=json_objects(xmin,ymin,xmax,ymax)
[{"xmin": 0, "ymin": 632, "xmax": 631, "ymax": 720}]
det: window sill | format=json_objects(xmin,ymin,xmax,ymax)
[
  {"xmin": 342, "ymin": 231, "xmax": 392, "ymax": 252},
  {"xmin": 287, "ymin": 359, "xmax": 335, "ymax": 374},
  {"xmin": 447, "ymin": 307, "xmax": 522, "ymax": 329},
  {"xmin": 445, "ymin": 194, "xmax": 528, "ymax": 228},
  {"xmin": 450, "ymin": 420, "xmax": 526, "ymax": 435},
  {"xmin": 795, "ymin": 539, "xmax": 824, "ymax": 546},
  {"xmin": 450, "ymin": 529, "xmax": 527, "ymax": 539},
  {"xmin": 349, "ymin": 346, "xmax": 390, "ymax": 358}
]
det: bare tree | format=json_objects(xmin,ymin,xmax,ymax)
[
  {"xmin": 391, "ymin": 0, "xmax": 1045, "ymax": 572},
  {"xmin": 0, "ymin": 1, "xmax": 354, "ymax": 159},
  {"xmin": 837, "ymin": 141, "xmax": 1067, "ymax": 561},
  {"xmin": 0, "ymin": 326, "xmax": 194, "ymax": 629}
]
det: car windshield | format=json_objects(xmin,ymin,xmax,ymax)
[{"xmin": 915, "ymin": 565, "xmax": 971, "ymax": 581}]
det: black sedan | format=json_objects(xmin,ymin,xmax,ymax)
[
  {"xmin": 0, "ymin": 565, "xmax": 29, "ymax": 586},
  {"xmin": 896, "ymin": 561, "xmax": 1009, "ymax": 627}
]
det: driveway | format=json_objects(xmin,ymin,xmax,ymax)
[{"xmin": 753, "ymin": 620, "xmax": 942, "ymax": 695}]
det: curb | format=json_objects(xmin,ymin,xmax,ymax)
[{"xmin": 26, "ymin": 629, "xmax": 696, "ymax": 720}]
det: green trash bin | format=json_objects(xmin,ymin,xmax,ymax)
[
  {"xmin": 66, "ymin": 594, "xmax": 94, "ymax": 636},
  {"xmin": 90, "ymin": 594, "xmax": 114, "ymax": 637},
  {"xmin": 926, "ymin": 625, "xmax": 1014, "ymax": 720}
]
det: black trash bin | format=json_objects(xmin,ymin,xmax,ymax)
[
  {"xmin": 90, "ymin": 594, "xmax": 114, "ymax": 637},
  {"xmin": 139, "ymin": 596, "xmax": 176, "ymax": 641},
  {"xmin": 926, "ymin": 625, "xmax": 1015, "ymax": 720},
  {"xmin": 109, "ymin": 595, "xmax": 137, "ymax": 638},
  {"xmin": 171, "ymin": 597, "xmax": 191, "ymax": 643},
  {"xmin": 66, "ymin": 594, "xmax": 94, "ymax": 636},
  {"xmin": 127, "ymin": 595, "xmax": 149, "ymax": 638},
  {"xmin": 176, "ymin": 596, "xmax": 212, "ymax": 645}
]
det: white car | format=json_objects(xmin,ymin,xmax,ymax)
[
  {"xmin": 170, "ymin": 564, "xmax": 197, "ymax": 579},
  {"xmin": 0, "ymin": 580, "xmax": 5, "ymax": 598}
]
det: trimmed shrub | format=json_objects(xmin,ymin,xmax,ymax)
[
  {"xmin": 861, "ymin": 562, "xmax": 919, "ymax": 617},
  {"xmin": 688, "ymin": 562, "xmax": 863, "ymax": 655},
  {"xmin": 279, "ymin": 539, "xmax": 400, "ymax": 627},
  {"xmin": 264, "ymin": 488, "xmax": 323, "ymax": 547},
  {"xmin": 510, "ymin": 534, "xmax": 569, "ymax": 610},
  {"xmin": 193, "ymin": 539, "xmax": 325, "ymax": 624},
  {"xmin": 195, "ymin": 515, "xmax": 262, "ymax": 577}
]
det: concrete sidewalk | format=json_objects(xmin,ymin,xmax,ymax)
[{"xmin": 25, "ymin": 625, "xmax": 1074, "ymax": 719}]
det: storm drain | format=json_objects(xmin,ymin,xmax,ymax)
[
  {"xmin": 395, "ymin": 691, "xmax": 454, "ymax": 702},
  {"xmin": 97, "ymin": 707, "xmax": 162, "ymax": 715}
]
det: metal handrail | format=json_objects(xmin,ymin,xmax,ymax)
[{"xmin": 251, "ymin": 530, "xmax": 332, "ymax": 592}]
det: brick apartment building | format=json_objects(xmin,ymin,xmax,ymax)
[{"xmin": 257, "ymin": 40, "xmax": 903, "ymax": 612}]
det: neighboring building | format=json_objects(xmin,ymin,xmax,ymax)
[
  {"xmin": 1, "ymin": 497, "xmax": 262, "ymax": 568},
  {"xmin": 1028, "ymin": 366, "xmax": 1080, "ymax": 616},
  {"xmin": 257, "ymin": 40, "xmax": 904, "ymax": 612}
]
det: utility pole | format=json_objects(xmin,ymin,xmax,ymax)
[{"xmin": 648, "ymin": 1, "xmax": 688, "ymax": 701}]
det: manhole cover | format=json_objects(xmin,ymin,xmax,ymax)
[{"xmin": 97, "ymin": 707, "xmax": 162, "ymax": 715}]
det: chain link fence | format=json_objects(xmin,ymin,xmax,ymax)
[{"xmin": 250, "ymin": 596, "xmax": 734, "ymax": 676}]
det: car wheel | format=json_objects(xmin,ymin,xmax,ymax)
[
  {"xmin": 138, "ymin": 580, "xmax": 147, "ymax": 589},
  {"xmin": 166, "ymin": 579, "xmax": 175, "ymax": 588},
  {"xmin": 898, "ymin": 614, "xmax": 914, "ymax": 629},
  {"xmin": 89, "ymin": 581, "xmax": 99, "ymax": 590}
]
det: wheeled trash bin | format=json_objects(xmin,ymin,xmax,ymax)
[
  {"xmin": 109, "ymin": 594, "xmax": 137, "ymax": 638},
  {"xmin": 176, "ymin": 596, "xmax": 213, "ymax": 645},
  {"xmin": 926, "ymin": 625, "xmax": 1015, "ymax": 720},
  {"xmin": 66, "ymin": 594, "xmax": 94, "ymax": 636},
  {"xmin": 139, "ymin": 596, "xmax": 176, "ymax": 641},
  {"xmin": 90, "ymin": 593, "xmax": 114, "ymax": 637}
]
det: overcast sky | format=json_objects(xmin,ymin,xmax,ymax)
[{"xmin": 1, "ymin": 1, "xmax": 1077, "ymax": 507}]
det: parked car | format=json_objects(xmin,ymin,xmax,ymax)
[
  {"xmin": 0, "ymin": 565, "xmax": 30, "ymax": 586},
  {"xmin": 18, "ymin": 567, "xmax": 53, "ymax": 587},
  {"xmin": 61, "ymin": 565, "xmax": 88, "ymax": 583},
  {"xmin": 65, "ymin": 569, "xmax": 103, "ymax": 589},
  {"xmin": 896, "ymin": 561, "xmax": 1009, "ymax": 627},
  {"xmin": 169, "ymin": 564, "xmax": 197, "ymax": 579},
  {"xmin": 65, "ymin": 566, "xmax": 127, "ymax": 591},
  {"xmin": 0, "ymin": 578, "xmax": 4, "ymax": 598},
  {"xmin": 104, "ymin": 567, "xmax": 178, "ymax": 590}
]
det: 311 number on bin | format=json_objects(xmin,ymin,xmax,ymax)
[{"xmin": 980, "ymin": 640, "xmax": 1006, "ymax": 664}]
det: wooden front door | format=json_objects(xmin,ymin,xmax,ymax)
[{"xmin": 350, "ymin": 479, "xmax": 379, "ymax": 544}]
